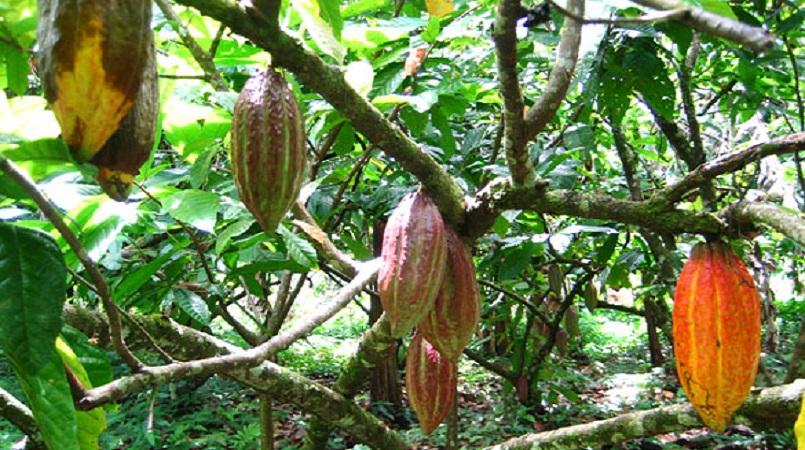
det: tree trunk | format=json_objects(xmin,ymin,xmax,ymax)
[
  {"xmin": 446, "ymin": 386, "xmax": 459, "ymax": 450},
  {"xmin": 785, "ymin": 316, "xmax": 805, "ymax": 383},
  {"xmin": 368, "ymin": 219, "xmax": 402, "ymax": 408},
  {"xmin": 259, "ymin": 393, "xmax": 274, "ymax": 450},
  {"xmin": 644, "ymin": 299, "xmax": 665, "ymax": 366}
]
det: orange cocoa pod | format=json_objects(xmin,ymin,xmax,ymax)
[
  {"xmin": 673, "ymin": 241, "xmax": 761, "ymax": 432},
  {"xmin": 405, "ymin": 332, "xmax": 457, "ymax": 435},
  {"xmin": 418, "ymin": 226, "xmax": 480, "ymax": 361},
  {"xmin": 379, "ymin": 191, "xmax": 447, "ymax": 338}
]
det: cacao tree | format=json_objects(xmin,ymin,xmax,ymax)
[{"xmin": 0, "ymin": 0, "xmax": 803, "ymax": 449}]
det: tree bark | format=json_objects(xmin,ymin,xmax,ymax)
[
  {"xmin": 483, "ymin": 379, "xmax": 805, "ymax": 450},
  {"xmin": 644, "ymin": 299, "xmax": 665, "ymax": 366},
  {"xmin": 785, "ymin": 316, "xmax": 805, "ymax": 383},
  {"xmin": 259, "ymin": 393, "xmax": 274, "ymax": 450}
]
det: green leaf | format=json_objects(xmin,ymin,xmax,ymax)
[
  {"xmin": 422, "ymin": 16, "xmax": 441, "ymax": 43},
  {"xmin": 55, "ymin": 338, "xmax": 106, "ymax": 450},
  {"xmin": 499, "ymin": 243, "xmax": 536, "ymax": 280},
  {"xmin": 317, "ymin": 0, "xmax": 343, "ymax": 39},
  {"xmin": 216, "ymin": 219, "xmax": 255, "ymax": 255},
  {"xmin": 161, "ymin": 189, "xmax": 220, "ymax": 233},
  {"xmin": 12, "ymin": 351, "xmax": 80, "ymax": 450},
  {"xmin": 114, "ymin": 250, "xmax": 177, "ymax": 300},
  {"xmin": 168, "ymin": 288, "xmax": 211, "ymax": 325},
  {"xmin": 624, "ymin": 40, "xmax": 675, "ymax": 120},
  {"xmin": 0, "ymin": 223, "xmax": 66, "ymax": 373},
  {"xmin": 59, "ymin": 326, "xmax": 113, "ymax": 387},
  {"xmin": 277, "ymin": 225, "xmax": 317, "ymax": 268},
  {"xmin": 2, "ymin": 45, "xmax": 28, "ymax": 95},
  {"xmin": 1, "ymin": 138, "xmax": 73, "ymax": 181},
  {"xmin": 292, "ymin": 0, "xmax": 345, "ymax": 63},
  {"xmin": 189, "ymin": 147, "xmax": 218, "ymax": 189}
]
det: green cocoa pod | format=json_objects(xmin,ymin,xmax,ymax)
[{"xmin": 230, "ymin": 68, "xmax": 307, "ymax": 233}]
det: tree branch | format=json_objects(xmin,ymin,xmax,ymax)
[
  {"xmin": 172, "ymin": 0, "xmax": 466, "ymax": 226},
  {"xmin": 0, "ymin": 388, "xmax": 43, "ymax": 448},
  {"xmin": 728, "ymin": 201, "xmax": 805, "ymax": 245},
  {"xmin": 493, "ymin": 0, "xmax": 531, "ymax": 186},
  {"xmin": 463, "ymin": 177, "xmax": 727, "ymax": 240},
  {"xmin": 655, "ymin": 132, "xmax": 805, "ymax": 205},
  {"xmin": 63, "ymin": 303, "xmax": 409, "ymax": 450},
  {"xmin": 629, "ymin": 0, "xmax": 776, "ymax": 53},
  {"xmin": 523, "ymin": 0, "xmax": 584, "ymax": 142},
  {"xmin": 77, "ymin": 259, "xmax": 381, "ymax": 410},
  {"xmin": 0, "ymin": 156, "xmax": 143, "ymax": 371},
  {"xmin": 483, "ymin": 379, "xmax": 805, "ymax": 449}
]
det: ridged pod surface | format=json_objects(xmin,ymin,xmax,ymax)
[
  {"xmin": 230, "ymin": 68, "xmax": 307, "ymax": 234},
  {"xmin": 418, "ymin": 226, "xmax": 480, "ymax": 361},
  {"xmin": 379, "ymin": 191, "xmax": 447, "ymax": 338},
  {"xmin": 673, "ymin": 241, "xmax": 761, "ymax": 432},
  {"xmin": 37, "ymin": 0, "xmax": 153, "ymax": 161},
  {"xmin": 795, "ymin": 393, "xmax": 805, "ymax": 448},
  {"xmin": 91, "ymin": 31, "xmax": 158, "ymax": 201},
  {"xmin": 405, "ymin": 332, "xmax": 457, "ymax": 435}
]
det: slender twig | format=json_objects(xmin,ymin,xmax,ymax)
[
  {"xmin": 0, "ymin": 156, "xmax": 144, "ymax": 371},
  {"xmin": 155, "ymin": 0, "xmax": 229, "ymax": 91},
  {"xmin": 77, "ymin": 259, "xmax": 381, "ymax": 410},
  {"xmin": 135, "ymin": 182, "xmax": 216, "ymax": 283},
  {"xmin": 209, "ymin": 24, "xmax": 227, "ymax": 57},
  {"xmin": 479, "ymin": 280, "xmax": 550, "ymax": 325},
  {"xmin": 699, "ymin": 79, "xmax": 736, "ymax": 116}
]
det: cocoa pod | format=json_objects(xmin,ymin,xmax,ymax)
[
  {"xmin": 230, "ymin": 68, "xmax": 307, "ymax": 234},
  {"xmin": 37, "ymin": 0, "xmax": 153, "ymax": 161},
  {"xmin": 90, "ymin": 31, "xmax": 158, "ymax": 201},
  {"xmin": 547, "ymin": 264, "xmax": 563, "ymax": 296},
  {"xmin": 405, "ymin": 332, "xmax": 457, "ymax": 435},
  {"xmin": 673, "ymin": 241, "xmax": 761, "ymax": 432},
  {"xmin": 379, "ymin": 191, "xmax": 447, "ymax": 338},
  {"xmin": 796, "ymin": 393, "xmax": 805, "ymax": 448},
  {"xmin": 584, "ymin": 282, "xmax": 598, "ymax": 311},
  {"xmin": 564, "ymin": 305, "xmax": 580, "ymax": 338},
  {"xmin": 418, "ymin": 226, "xmax": 480, "ymax": 361},
  {"xmin": 555, "ymin": 329, "xmax": 569, "ymax": 356}
]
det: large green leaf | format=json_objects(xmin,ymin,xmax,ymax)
[
  {"xmin": 12, "ymin": 350, "xmax": 80, "ymax": 450},
  {"xmin": 114, "ymin": 250, "xmax": 178, "ymax": 300},
  {"xmin": 0, "ymin": 222, "xmax": 66, "ymax": 373},
  {"xmin": 55, "ymin": 338, "xmax": 106, "ymax": 450},
  {"xmin": 168, "ymin": 288, "xmax": 211, "ymax": 325},
  {"xmin": 277, "ymin": 225, "xmax": 317, "ymax": 268},
  {"xmin": 60, "ymin": 325, "xmax": 114, "ymax": 387},
  {"xmin": 161, "ymin": 189, "xmax": 220, "ymax": 233}
]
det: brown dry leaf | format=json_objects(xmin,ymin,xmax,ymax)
[{"xmin": 404, "ymin": 47, "xmax": 428, "ymax": 76}]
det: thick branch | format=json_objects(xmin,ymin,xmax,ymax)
[
  {"xmin": 77, "ymin": 260, "xmax": 381, "ymax": 410},
  {"xmin": 173, "ymin": 0, "xmax": 466, "ymax": 226},
  {"xmin": 463, "ymin": 178, "xmax": 727, "ymax": 240},
  {"xmin": 493, "ymin": 0, "xmax": 531, "ymax": 186},
  {"xmin": 523, "ymin": 0, "xmax": 584, "ymax": 142},
  {"xmin": 292, "ymin": 201, "xmax": 359, "ymax": 277},
  {"xmin": 0, "ymin": 156, "xmax": 143, "ymax": 371},
  {"xmin": 656, "ymin": 132, "xmax": 805, "ymax": 205},
  {"xmin": 629, "ymin": 0, "xmax": 775, "ymax": 53},
  {"xmin": 484, "ymin": 379, "xmax": 805, "ymax": 449},
  {"xmin": 64, "ymin": 304, "xmax": 409, "ymax": 450},
  {"xmin": 729, "ymin": 202, "xmax": 805, "ymax": 245}
]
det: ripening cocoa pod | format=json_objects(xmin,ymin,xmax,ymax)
[
  {"xmin": 90, "ymin": 32, "xmax": 158, "ymax": 201},
  {"xmin": 547, "ymin": 264, "xmax": 563, "ymax": 296},
  {"xmin": 795, "ymin": 393, "xmax": 805, "ymax": 448},
  {"xmin": 37, "ymin": 0, "xmax": 153, "ymax": 161},
  {"xmin": 673, "ymin": 241, "xmax": 761, "ymax": 432},
  {"xmin": 584, "ymin": 282, "xmax": 598, "ymax": 311},
  {"xmin": 418, "ymin": 226, "xmax": 480, "ymax": 361},
  {"xmin": 564, "ymin": 305, "xmax": 580, "ymax": 338},
  {"xmin": 379, "ymin": 191, "xmax": 447, "ymax": 338},
  {"xmin": 230, "ymin": 68, "xmax": 307, "ymax": 234},
  {"xmin": 406, "ymin": 332, "xmax": 457, "ymax": 435}
]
